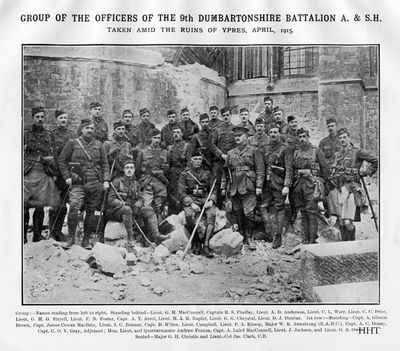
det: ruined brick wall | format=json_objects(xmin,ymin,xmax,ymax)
[
  {"xmin": 23, "ymin": 47, "xmax": 226, "ymax": 131},
  {"xmin": 364, "ymin": 89, "xmax": 379, "ymax": 152}
]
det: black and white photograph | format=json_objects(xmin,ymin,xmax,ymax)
[{"xmin": 22, "ymin": 45, "xmax": 379, "ymax": 305}]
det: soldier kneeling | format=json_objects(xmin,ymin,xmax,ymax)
[
  {"xmin": 106, "ymin": 160, "xmax": 169, "ymax": 247},
  {"xmin": 178, "ymin": 152, "xmax": 217, "ymax": 257}
]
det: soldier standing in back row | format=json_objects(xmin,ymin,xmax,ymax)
[
  {"xmin": 166, "ymin": 125, "xmax": 189, "ymax": 214},
  {"xmin": 136, "ymin": 129, "xmax": 169, "ymax": 222},
  {"xmin": 89, "ymin": 102, "xmax": 108, "ymax": 143},
  {"xmin": 49, "ymin": 110, "xmax": 77, "ymax": 241},
  {"xmin": 247, "ymin": 117, "xmax": 271, "ymax": 152},
  {"xmin": 259, "ymin": 96, "xmax": 274, "ymax": 130},
  {"xmin": 319, "ymin": 118, "xmax": 342, "ymax": 168},
  {"xmin": 137, "ymin": 108, "xmax": 156, "ymax": 148},
  {"xmin": 260, "ymin": 124, "xmax": 293, "ymax": 249},
  {"xmin": 237, "ymin": 108, "xmax": 256, "ymax": 136},
  {"xmin": 161, "ymin": 109, "xmax": 180, "ymax": 149},
  {"xmin": 328, "ymin": 128, "xmax": 378, "ymax": 241},
  {"xmin": 121, "ymin": 109, "xmax": 142, "ymax": 159},
  {"xmin": 293, "ymin": 128, "xmax": 330, "ymax": 244},
  {"xmin": 180, "ymin": 107, "xmax": 199, "ymax": 141},
  {"xmin": 222, "ymin": 126, "xmax": 265, "ymax": 250},
  {"xmin": 209, "ymin": 105, "xmax": 222, "ymax": 129}
]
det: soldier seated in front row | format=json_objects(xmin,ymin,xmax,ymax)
[
  {"xmin": 178, "ymin": 152, "xmax": 217, "ymax": 257},
  {"xmin": 106, "ymin": 160, "xmax": 169, "ymax": 247}
]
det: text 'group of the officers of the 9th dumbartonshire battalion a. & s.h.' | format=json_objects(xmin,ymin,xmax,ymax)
[{"xmin": 24, "ymin": 96, "xmax": 378, "ymax": 258}]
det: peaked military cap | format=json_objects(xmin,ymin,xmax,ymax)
[
  {"xmin": 80, "ymin": 118, "xmax": 93, "ymax": 127},
  {"xmin": 254, "ymin": 117, "xmax": 265, "ymax": 126},
  {"xmin": 337, "ymin": 128, "xmax": 350, "ymax": 136},
  {"xmin": 296, "ymin": 127, "xmax": 309, "ymax": 136},
  {"xmin": 89, "ymin": 102, "xmax": 101, "ymax": 109},
  {"xmin": 113, "ymin": 120, "xmax": 125, "ymax": 129},
  {"xmin": 199, "ymin": 113, "xmax": 210, "ymax": 121},
  {"xmin": 150, "ymin": 128, "xmax": 161, "ymax": 137},
  {"xmin": 140, "ymin": 108, "xmax": 149, "ymax": 116},
  {"xmin": 32, "ymin": 106, "xmax": 45, "ymax": 116},
  {"xmin": 55, "ymin": 109, "xmax": 66, "ymax": 118},
  {"xmin": 232, "ymin": 126, "xmax": 250, "ymax": 134}
]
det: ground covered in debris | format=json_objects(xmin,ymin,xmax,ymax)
[{"xmin": 23, "ymin": 203, "xmax": 377, "ymax": 305}]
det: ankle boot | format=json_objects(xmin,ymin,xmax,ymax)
[
  {"xmin": 347, "ymin": 226, "xmax": 356, "ymax": 241},
  {"xmin": 62, "ymin": 214, "xmax": 78, "ymax": 249},
  {"xmin": 245, "ymin": 217, "xmax": 256, "ymax": 250},
  {"xmin": 32, "ymin": 208, "xmax": 44, "ymax": 242},
  {"xmin": 146, "ymin": 210, "xmax": 168, "ymax": 245},
  {"xmin": 122, "ymin": 214, "xmax": 135, "ymax": 247},
  {"xmin": 260, "ymin": 208, "xmax": 273, "ymax": 242},
  {"xmin": 272, "ymin": 211, "xmax": 285, "ymax": 249},
  {"xmin": 339, "ymin": 225, "xmax": 348, "ymax": 241}
]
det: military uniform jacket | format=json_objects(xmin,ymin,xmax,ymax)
[
  {"xmin": 58, "ymin": 136, "xmax": 110, "ymax": 183},
  {"xmin": 264, "ymin": 140, "xmax": 293, "ymax": 189},
  {"xmin": 137, "ymin": 121, "xmax": 156, "ymax": 146},
  {"xmin": 107, "ymin": 175, "xmax": 143, "ymax": 213},
  {"xmin": 248, "ymin": 133, "xmax": 270, "ymax": 152},
  {"xmin": 167, "ymin": 140, "xmax": 189, "ymax": 182},
  {"xmin": 188, "ymin": 128, "xmax": 214, "ymax": 166},
  {"xmin": 51, "ymin": 126, "xmax": 78, "ymax": 158},
  {"xmin": 93, "ymin": 117, "xmax": 109, "ymax": 143},
  {"xmin": 178, "ymin": 166, "xmax": 217, "ymax": 207},
  {"xmin": 225, "ymin": 144, "xmax": 265, "ymax": 196},
  {"xmin": 103, "ymin": 134, "xmax": 134, "ymax": 175},
  {"xmin": 124, "ymin": 124, "xmax": 141, "ymax": 148},
  {"xmin": 161, "ymin": 122, "xmax": 180, "ymax": 149},
  {"xmin": 209, "ymin": 118, "xmax": 222, "ymax": 130},
  {"xmin": 293, "ymin": 143, "xmax": 330, "ymax": 183},
  {"xmin": 24, "ymin": 125, "xmax": 53, "ymax": 161},
  {"xmin": 212, "ymin": 122, "xmax": 237, "ymax": 159},
  {"xmin": 331, "ymin": 144, "xmax": 378, "ymax": 187},
  {"xmin": 180, "ymin": 118, "xmax": 199, "ymax": 141},
  {"xmin": 259, "ymin": 109, "xmax": 274, "ymax": 129},
  {"xmin": 282, "ymin": 127, "xmax": 300, "ymax": 151},
  {"xmin": 319, "ymin": 134, "xmax": 342, "ymax": 167},
  {"xmin": 136, "ymin": 145, "xmax": 168, "ymax": 185}
]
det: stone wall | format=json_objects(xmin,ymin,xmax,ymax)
[{"xmin": 23, "ymin": 47, "xmax": 226, "ymax": 130}]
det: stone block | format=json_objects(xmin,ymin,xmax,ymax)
[
  {"xmin": 126, "ymin": 252, "xmax": 138, "ymax": 266},
  {"xmin": 209, "ymin": 229, "xmax": 243, "ymax": 256},
  {"xmin": 104, "ymin": 221, "xmax": 127, "ymax": 240},
  {"xmin": 162, "ymin": 225, "xmax": 189, "ymax": 254},
  {"xmin": 311, "ymin": 281, "xmax": 378, "ymax": 303},
  {"xmin": 152, "ymin": 244, "xmax": 171, "ymax": 264},
  {"xmin": 301, "ymin": 240, "xmax": 378, "ymax": 301},
  {"xmin": 88, "ymin": 243, "xmax": 127, "ymax": 276}
]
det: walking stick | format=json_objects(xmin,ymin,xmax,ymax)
[
  {"xmin": 49, "ymin": 183, "xmax": 71, "ymax": 235},
  {"xmin": 182, "ymin": 179, "xmax": 217, "ymax": 261},
  {"xmin": 109, "ymin": 182, "xmax": 156, "ymax": 249},
  {"xmin": 360, "ymin": 176, "xmax": 379, "ymax": 231},
  {"xmin": 95, "ymin": 159, "xmax": 115, "ymax": 236}
]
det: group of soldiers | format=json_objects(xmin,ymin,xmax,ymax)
[{"xmin": 24, "ymin": 97, "xmax": 378, "ymax": 257}]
